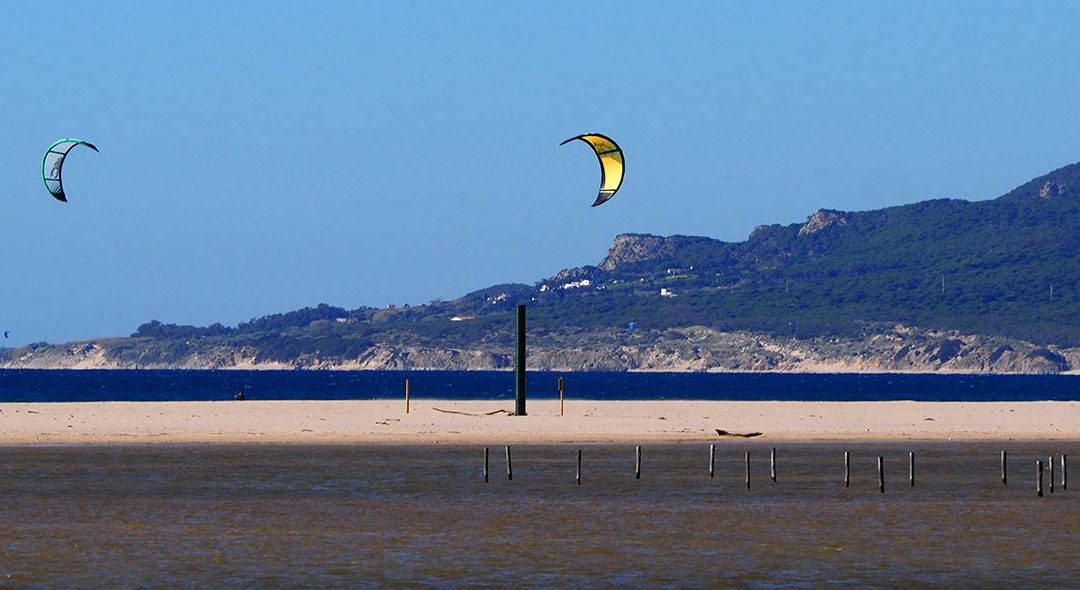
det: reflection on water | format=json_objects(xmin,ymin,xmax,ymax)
[{"xmin": 0, "ymin": 443, "xmax": 1075, "ymax": 586}]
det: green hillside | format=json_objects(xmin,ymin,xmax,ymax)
[{"xmin": 7, "ymin": 162, "xmax": 1079, "ymax": 367}]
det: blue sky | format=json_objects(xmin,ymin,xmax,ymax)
[{"xmin": 3, "ymin": 2, "xmax": 1080, "ymax": 344}]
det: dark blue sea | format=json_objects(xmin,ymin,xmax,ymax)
[{"xmin": 0, "ymin": 369, "xmax": 1078, "ymax": 402}]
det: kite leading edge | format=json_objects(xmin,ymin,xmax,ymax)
[
  {"xmin": 560, "ymin": 133, "xmax": 624, "ymax": 207},
  {"xmin": 42, "ymin": 138, "xmax": 99, "ymax": 202}
]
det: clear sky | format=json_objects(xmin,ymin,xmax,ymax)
[{"xmin": 3, "ymin": 2, "xmax": 1080, "ymax": 344}]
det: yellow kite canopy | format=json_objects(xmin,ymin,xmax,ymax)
[{"xmin": 560, "ymin": 133, "xmax": 624, "ymax": 207}]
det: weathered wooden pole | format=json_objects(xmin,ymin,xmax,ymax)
[
  {"xmin": 1037, "ymin": 460, "xmax": 1044, "ymax": 497},
  {"xmin": 558, "ymin": 377, "xmax": 565, "ymax": 417},
  {"xmin": 1063, "ymin": 454, "xmax": 1068, "ymax": 490},
  {"xmin": 709, "ymin": 444, "xmax": 715, "ymax": 479},
  {"xmin": 909, "ymin": 451, "xmax": 915, "ymax": 487},
  {"xmin": 483, "ymin": 447, "xmax": 489, "ymax": 483},
  {"xmin": 844, "ymin": 451, "xmax": 850, "ymax": 488},
  {"xmin": 770, "ymin": 448, "xmax": 777, "ymax": 483},
  {"xmin": 576, "ymin": 449, "xmax": 582, "ymax": 486},
  {"xmin": 635, "ymin": 445, "xmax": 642, "ymax": 480},
  {"xmin": 404, "ymin": 377, "xmax": 411, "ymax": 415},
  {"xmin": 1001, "ymin": 450, "xmax": 1008, "ymax": 486},
  {"xmin": 514, "ymin": 305, "xmax": 527, "ymax": 416},
  {"xmin": 745, "ymin": 451, "xmax": 751, "ymax": 490},
  {"xmin": 1049, "ymin": 456, "xmax": 1055, "ymax": 494},
  {"xmin": 506, "ymin": 445, "xmax": 513, "ymax": 481},
  {"xmin": 878, "ymin": 456, "xmax": 885, "ymax": 494}
]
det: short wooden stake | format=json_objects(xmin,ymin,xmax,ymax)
[
  {"xmin": 909, "ymin": 451, "xmax": 915, "ymax": 487},
  {"xmin": 635, "ymin": 445, "xmax": 642, "ymax": 480},
  {"xmin": 483, "ymin": 447, "xmax": 489, "ymax": 483},
  {"xmin": 770, "ymin": 448, "xmax": 777, "ymax": 483},
  {"xmin": 709, "ymin": 444, "xmax": 715, "ymax": 479},
  {"xmin": 1049, "ymin": 456, "xmax": 1055, "ymax": 494},
  {"xmin": 1001, "ymin": 450, "xmax": 1007, "ymax": 486},
  {"xmin": 878, "ymin": 456, "xmax": 885, "ymax": 494},
  {"xmin": 745, "ymin": 451, "xmax": 751, "ymax": 490},
  {"xmin": 505, "ymin": 445, "xmax": 513, "ymax": 481},
  {"xmin": 1037, "ymin": 460, "xmax": 1044, "ymax": 497},
  {"xmin": 404, "ymin": 378, "xmax": 410, "ymax": 414},
  {"xmin": 844, "ymin": 451, "xmax": 850, "ymax": 488},
  {"xmin": 1062, "ymin": 454, "xmax": 1068, "ymax": 490},
  {"xmin": 576, "ymin": 449, "xmax": 582, "ymax": 486},
  {"xmin": 558, "ymin": 377, "xmax": 565, "ymax": 417}
]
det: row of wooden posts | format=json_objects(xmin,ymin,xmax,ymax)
[{"xmin": 481, "ymin": 446, "xmax": 1068, "ymax": 496}]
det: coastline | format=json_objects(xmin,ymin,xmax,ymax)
[
  {"xmin": 0, "ymin": 400, "xmax": 1077, "ymax": 445},
  {"xmin": 2, "ymin": 364, "xmax": 1078, "ymax": 375}
]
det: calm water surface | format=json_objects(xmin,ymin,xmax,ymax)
[
  {"xmin": 2, "ymin": 369, "xmax": 1080, "ymax": 401},
  {"xmin": 0, "ymin": 442, "xmax": 1075, "ymax": 587}
]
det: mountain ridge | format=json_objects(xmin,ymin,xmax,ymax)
[{"xmin": 4, "ymin": 162, "xmax": 1080, "ymax": 372}]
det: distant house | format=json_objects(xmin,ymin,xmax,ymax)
[{"xmin": 560, "ymin": 279, "xmax": 592, "ymax": 290}]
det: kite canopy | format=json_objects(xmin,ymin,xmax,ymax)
[
  {"xmin": 560, "ymin": 133, "xmax": 624, "ymax": 207},
  {"xmin": 42, "ymin": 138, "xmax": 99, "ymax": 202}
]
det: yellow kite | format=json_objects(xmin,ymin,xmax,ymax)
[{"xmin": 560, "ymin": 133, "xmax": 624, "ymax": 207}]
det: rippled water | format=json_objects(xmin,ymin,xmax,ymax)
[{"xmin": 0, "ymin": 442, "xmax": 1075, "ymax": 586}]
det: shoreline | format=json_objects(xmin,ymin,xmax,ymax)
[
  {"xmin": 0, "ymin": 400, "xmax": 1076, "ymax": 445},
  {"xmin": 2, "ymin": 365, "xmax": 1079, "ymax": 375}
]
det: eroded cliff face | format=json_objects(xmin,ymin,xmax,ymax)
[{"xmin": 3, "ymin": 324, "xmax": 1074, "ymax": 374}]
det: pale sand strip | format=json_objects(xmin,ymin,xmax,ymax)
[{"xmin": 0, "ymin": 400, "xmax": 1077, "ymax": 444}]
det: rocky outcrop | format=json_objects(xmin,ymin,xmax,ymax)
[
  {"xmin": 598, "ymin": 234, "xmax": 669, "ymax": 270},
  {"xmin": 597, "ymin": 233, "xmax": 721, "ymax": 271},
  {"xmin": 1039, "ymin": 181, "xmax": 1066, "ymax": 199},
  {"xmin": 798, "ymin": 209, "xmax": 850, "ymax": 236}
]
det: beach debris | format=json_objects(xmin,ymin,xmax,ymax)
[
  {"xmin": 374, "ymin": 418, "xmax": 400, "ymax": 426},
  {"xmin": 433, "ymin": 407, "xmax": 512, "ymax": 417},
  {"xmin": 42, "ymin": 138, "xmax": 99, "ymax": 202},
  {"xmin": 715, "ymin": 428, "xmax": 762, "ymax": 438},
  {"xmin": 560, "ymin": 133, "xmax": 624, "ymax": 206}
]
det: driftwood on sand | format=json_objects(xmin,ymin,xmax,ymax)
[
  {"xmin": 716, "ymin": 428, "xmax": 763, "ymax": 438},
  {"xmin": 433, "ymin": 408, "xmax": 513, "ymax": 417}
]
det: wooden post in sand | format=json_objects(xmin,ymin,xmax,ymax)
[
  {"xmin": 909, "ymin": 452, "xmax": 915, "ymax": 487},
  {"xmin": 1049, "ymin": 456, "xmax": 1055, "ymax": 494},
  {"xmin": 1063, "ymin": 455, "xmax": 1068, "ymax": 490},
  {"xmin": 576, "ymin": 449, "xmax": 582, "ymax": 486},
  {"xmin": 844, "ymin": 451, "xmax": 850, "ymax": 488},
  {"xmin": 1037, "ymin": 460, "xmax": 1044, "ymax": 497},
  {"xmin": 404, "ymin": 378, "xmax": 410, "ymax": 415},
  {"xmin": 558, "ymin": 377, "xmax": 565, "ymax": 417},
  {"xmin": 709, "ymin": 444, "xmax": 715, "ymax": 479},
  {"xmin": 878, "ymin": 456, "xmax": 885, "ymax": 494},
  {"xmin": 770, "ymin": 448, "xmax": 777, "ymax": 483},
  {"xmin": 1001, "ymin": 450, "xmax": 1008, "ymax": 486},
  {"xmin": 506, "ymin": 445, "xmax": 513, "ymax": 481},
  {"xmin": 745, "ymin": 452, "xmax": 751, "ymax": 490},
  {"xmin": 483, "ymin": 447, "xmax": 489, "ymax": 482},
  {"xmin": 514, "ymin": 305, "xmax": 527, "ymax": 416},
  {"xmin": 635, "ymin": 446, "xmax": 642, "ymax": 480}
]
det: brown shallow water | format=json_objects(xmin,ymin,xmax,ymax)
[{"xmin": 0, "ymin": 442, "xmax": 1075, "ymax": 587}]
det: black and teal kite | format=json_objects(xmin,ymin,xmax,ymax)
[{"xmin": 42, "ymin": 138, "xmax": 98, "ymax": 202}]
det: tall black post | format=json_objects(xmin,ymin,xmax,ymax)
[{"xmin": 515, "ymin": 304, "xmax": 527, "ymax": 416}]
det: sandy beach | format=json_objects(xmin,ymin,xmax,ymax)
[{"xmin": 0, "ymin": 400, "xmax": 1076, "ymax": 444}]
